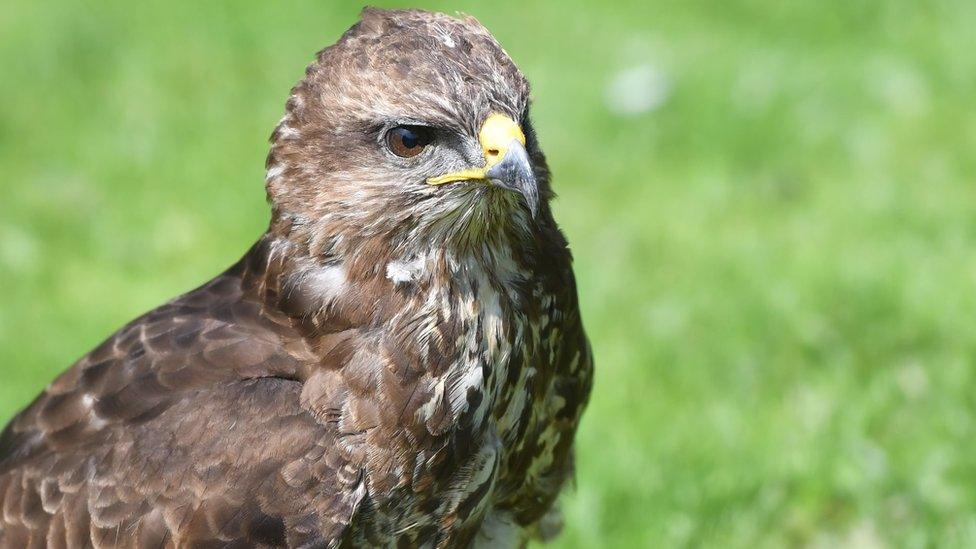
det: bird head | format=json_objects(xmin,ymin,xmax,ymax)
[{"xmin": 265, "ymin": 8, "xmax": 551, "ymax": 258}]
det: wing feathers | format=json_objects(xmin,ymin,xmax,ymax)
[{"xmin": 0, "ymin": 268, "xmax": 360, "ymax": 547}]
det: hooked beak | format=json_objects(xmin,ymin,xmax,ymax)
[
  {"xmin": 427, "ymin": 113, "xmax": 539, "ymax": 217},
  {"xmin": 484, "ymin": 139, "xmax": 538, "ymax": 217}
]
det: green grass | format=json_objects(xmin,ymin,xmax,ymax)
[{"xmin": 3, "ymin": 0, "xmax": 976, "ymax": 546}]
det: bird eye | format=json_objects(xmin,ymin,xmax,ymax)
[{"xmin": 386, "ymin": 126, "xmax": 433, "ymax": 158}]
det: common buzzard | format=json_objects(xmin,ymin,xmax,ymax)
[{"xmin": 0, "ymin": 8, "xmax": 593, "ymax": 548}]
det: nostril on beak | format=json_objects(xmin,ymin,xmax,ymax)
[{"xmin": 487, "ymin": 149, "xmax": 500, "ymax": 157}]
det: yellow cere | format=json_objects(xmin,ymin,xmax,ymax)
[{"xmin": 427, "ymin": 113, "xmax": 526, "ymax": 186}]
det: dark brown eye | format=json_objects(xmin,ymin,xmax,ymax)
[{"xmin": 386, "ymin": 125, "xmax": 434, "ymax": 158}]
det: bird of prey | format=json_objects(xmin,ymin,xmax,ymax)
[{"xmin": 0, "ymin": 8, "xmax": 592, "ymax": 548}]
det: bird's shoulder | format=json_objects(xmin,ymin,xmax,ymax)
[
  {"xmin": 2, "ymin": 264, "xmax": 318, "ymax": 461},
  {"xmin": 0, "ymin": 260, "xmax": 370, "ymax": 545}
]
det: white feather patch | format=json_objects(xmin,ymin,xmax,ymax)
[
  {"xmin": 265, "ymin": 165, "xmax": 284, "ymax": 181},
  {"xmin": 386, "ymin": 255, "xmax": 427, "ymax": 284},
  {"xmin": 304, "ymin": 263, "xmax": 348, "ymax": 302}
]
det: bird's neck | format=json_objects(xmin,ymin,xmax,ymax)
[{"xmin": 239, "ymin": 228, "xmax": 538, "ymax": 333}]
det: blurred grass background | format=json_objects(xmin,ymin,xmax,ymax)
[{"xmin": 2, "ymin": 0, "xmax": 976, "ymax": 546}]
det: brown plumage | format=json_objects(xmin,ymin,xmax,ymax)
[{"xmin": 0, "ymin": 8, "xmax": 592, "ymax": 548}]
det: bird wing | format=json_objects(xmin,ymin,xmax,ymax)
[{"xmin": 0, "ymin": 269, "xmax": 363, "ymax": 547}]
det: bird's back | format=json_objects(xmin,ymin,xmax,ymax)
[{"xmin": 0, "ymin": 250, "xmax": 363, "ymax": 547}]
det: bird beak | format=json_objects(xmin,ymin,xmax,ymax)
[
  {"xmin": 427, "ymin": 113, "xmax": 539, "ymax": 217},
  {"xmin": 484, "ymin": 138, "xmax": 538, "ymax": 218}
]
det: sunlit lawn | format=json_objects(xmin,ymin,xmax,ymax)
[{"xmin": 3, "ymin": 1, "xmax": 976, "ymax": 546}]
